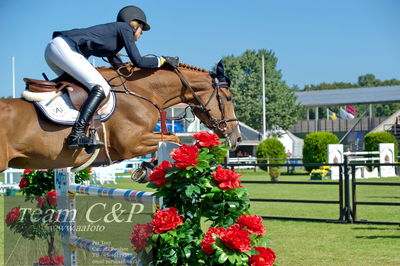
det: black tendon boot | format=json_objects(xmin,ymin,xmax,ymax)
[{"xmin": 67, "ymin": 85, "xmax": 106, "ymax": 151}]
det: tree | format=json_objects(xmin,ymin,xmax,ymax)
[
  {"xmin": 256, "ymin": 138, "xmax": 287, "ymax": 181},
  {"xmin": 221, "ymin": 50, "xmax": 300, "ymax": 131}
]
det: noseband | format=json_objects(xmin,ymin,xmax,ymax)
[{"xmin": 173, "ymin": 68, "xmax": 238, "ymax": 136}]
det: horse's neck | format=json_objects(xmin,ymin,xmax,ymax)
[
  {"xmin": 129, "ymin": 68, "xmax": 211, "ymax": 109},
  {"xmin": 100, "ymin": 66, "xmax": 211, "ymax": 108}
]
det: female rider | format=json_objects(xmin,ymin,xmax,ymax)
[{"xmin": 45, "ymin": 5, "xmax": 178, "ymax": 152}]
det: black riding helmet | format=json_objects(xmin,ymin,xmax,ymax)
[{"xmin": 116, "ymin": 6, "xmax": 151, "ymax": 31}]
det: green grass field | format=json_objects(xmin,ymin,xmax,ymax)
[{"xmin": 1, "ymin": 170, "xmax": 399, "ymax": 265}]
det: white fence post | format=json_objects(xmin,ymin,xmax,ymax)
[
  {"xmin": 328, "ymin": 144, "xmax": 343, "ymax": 180},
  {"xmin": 55, "ymin": 169, "xmax": 78, "ymax": 266},
  {"xmin": 379, "ymin": 143, "xmax": 396, "ymax": 177}
]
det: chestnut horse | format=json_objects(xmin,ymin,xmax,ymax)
[{"xmin": 0, "ymin": 62, "xmax": 241, "ymax": 172}]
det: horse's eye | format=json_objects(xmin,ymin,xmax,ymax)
[{"xmin": 226, "ymin": 96, "xmax": 232, "ymax": 101}]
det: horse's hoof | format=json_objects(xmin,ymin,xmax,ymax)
[{"xmin": 131, "ymin": 167, "xmax": 150, "ymax": 183}]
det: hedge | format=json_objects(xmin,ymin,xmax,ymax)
[
  {"xmin": 256, "ymin": 138, "xmax": 287, "ymax": 174},
  {"xmin": 364, "ymin": 132, "xmax": 398, "ymax": 156},
  {"xmin": 302, "ymin": 132, "xmax": 339, "ymax": 172}
]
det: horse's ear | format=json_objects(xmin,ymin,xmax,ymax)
[
  {"xmin": 216, "ymin": 60, "xmax": 225, "ymax": 78},
  {"xmin": 215, "ymin": 60, "xmax": 231, "ymax": 87}
]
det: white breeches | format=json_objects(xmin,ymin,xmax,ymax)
[{"xmin": 44, "ymin": 36, "xmax": 111, "ymax": 96}]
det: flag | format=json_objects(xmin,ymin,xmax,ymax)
[
  {"xmin": 340, "ymin": 108, "xmax": 354, "ymax": 119},
  {"xmin": 327, "ymin": 109, "xmax": 338, "ymax": 120},
  {"xmin": 345, "ymin": 105, "xmax": 357, "ymax": 117}
]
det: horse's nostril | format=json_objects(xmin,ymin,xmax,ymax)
[{"xmin": 237, "ymin": 137, "xmax": 242, "ymax": 143}]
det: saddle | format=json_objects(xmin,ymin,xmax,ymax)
[{"xmin": 23, "ymin": 73, "xmax": 89, "ymax": 110}]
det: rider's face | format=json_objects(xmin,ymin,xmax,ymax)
[
  {"xmin": 134, "ymin": 26, "xmax": 143, "ymax": 41},
  {"xmin": 130, "ymin": 21, "xmax": 143, "ymax": 41}
]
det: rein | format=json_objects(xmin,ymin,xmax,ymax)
[
  {"xmin": 108, "ymin": 64, "xmax": 238, "ymax": 134},
  {"xmin": 109, "ymin": 65, "xmax": 162, "ymax": 111}
]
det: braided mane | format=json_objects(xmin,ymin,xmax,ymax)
[
  {"xmin": 97, "ymin": 61, "xmax": 209, "ymax": 73},
  {"xmin": 177, "ymin": 62, "xmax": 208, "ymax": 73}
]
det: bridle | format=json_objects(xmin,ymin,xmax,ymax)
[
  {"xmin": 173, "ymin": 68, "xmax": 238, "ymax": 136},
  {"xmin": 109, "ymin": 64, "xmax": 238, "ymax": 136}
]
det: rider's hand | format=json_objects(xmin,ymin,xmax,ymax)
[{"xmin": 162, "ymin": 56, "xmax": 179, "ymax": 68}]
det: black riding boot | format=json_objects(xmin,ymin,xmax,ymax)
[{"xmin": 67, "ymin": 85, "xmax": 106, "ymax": 151}]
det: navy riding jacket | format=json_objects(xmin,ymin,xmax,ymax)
[{"xmin": 53, "ymin": 22, "xmax": 159, "ymax": 68}]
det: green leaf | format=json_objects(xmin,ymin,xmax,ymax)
[
  {"xmin": 205, "ymin": 193, "xmax": 215, "ymax": 199},
  {"xmin": 193, "ymin": 185, "xmax": 201, "ymax": 194},
  {"xmin": 211, "ymin": 186, "xmax": 221, "ymax": 193},
  {"xmin": 152, "ymin": 234, "xmax": 160, "ymax": 242},
  {"xmin": 218, "ymin": 252, "xmax": 228, "ymax": 264},
  {"xmin": 183, "ymin": 246, "xmax": 191, "ymax": 258},
  {"xmin": 228, "ymin": 253, "xmax": 238, "ymax": 264},
  {"xmin": 185, "ymin": 185, "xmax": 195, "ymax": 197}
]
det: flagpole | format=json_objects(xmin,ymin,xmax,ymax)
[
  {"xmin": 262, "ymin": 55, "xmax": 266, "ymax": 139},
  {"xmin": 12, "ymin": 56, "xmax": 16, "ymax": 98}
]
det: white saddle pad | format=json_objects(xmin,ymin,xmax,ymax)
[{"xmin": 28, "ymin": 91, "xmax": 117, "ymax": 126}]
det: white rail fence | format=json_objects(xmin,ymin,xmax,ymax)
[{"xmin": 328, "ymin": 143, "xmax": 396, "ymax": 179}]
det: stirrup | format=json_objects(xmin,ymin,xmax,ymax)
[
  {"xmin": 67, "ymin": 129, "xmax": 104, "ymax": 152},
  {"xmin": 84, "ymin": 129, "xmax": 104, "ymax": 154}
]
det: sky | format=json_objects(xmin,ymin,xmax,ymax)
[{"xmin": 0, "ymin": 0, "xmax": 399, "ymax": 98}]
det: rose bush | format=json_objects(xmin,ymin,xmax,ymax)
[
  {"xmin": 136, "ymin": 132, "xmax": 276, "ymax": 265},
  {"xmin": 5, "ymin": 168, "xmax": 90, "ymax": 265}
]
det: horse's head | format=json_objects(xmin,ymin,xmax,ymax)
[{"xmin": 188, "ymin": 61, "xmax": 242, "ymax": 149}]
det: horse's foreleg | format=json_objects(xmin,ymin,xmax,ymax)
[{"xmin": 135, "ymin": 133, "xmax": 181, "ymax": 155}]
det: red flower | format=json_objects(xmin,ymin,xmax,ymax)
[
  {"xmin": 249, "ymin": 247, "xmax": 276, "ymax": 266},
  {"xmin": 220, "ymin": 227, "xmax": 251, "ymax": 252},
  {"xmin": 151, "ymin": 207, "xmax": 183, "ymax": 234},
  {"xmin": 37, "ymin": 196, "xmax": 47, "ymax": 208},
  {"xmin": 19, "ymin": 177, "xmax": 30, "ymax": 189},
  {"xmin": 148, "ymin": 160, "xmax": 172, "ymax": 187},
  {"xmin": 170, "ymin": 144, "xmax": 199, "ymax": 169},
  {"xmin": 46, "ymin": 190, "xmax": 57, "ymax": 206},
  {"xmin": 5, "ymin": 207, "xmax": 20, "ymax": 224},
  {"xmin": 237, "ymin": 214, "xmax": 266, "ymax": 235},
  {"xmin": 39, "ymin": 255, "xmax": 64, "ymax": 266},
  {"xmin": 39, "ymin": 256, "xmax": 52, "ymax": 265},
  {"xmin": 51, "ymin": 255, "xmax": 64, "ymax": 266},
  {"xmin": 23, "ymin": 169, "xmax": 33, "ymax": 175},
  {"xmin": 201, "ymin": 227, "xmax": 226, "ymax": 254},
  {"xmin": 130, "ymin": 223, "xmax": 153, "ymax": 253},
  {"xmin": 212, "ymin": 165, "xmax": 242, "ymax": 190},
  {"xmin": 193, "ymin": 132, "xmax": 221, "ymax": 149}
]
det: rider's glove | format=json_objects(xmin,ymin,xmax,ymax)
[{"xmin": 160, "ymin": 56, "xmax": 179, "ymax": 69}]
